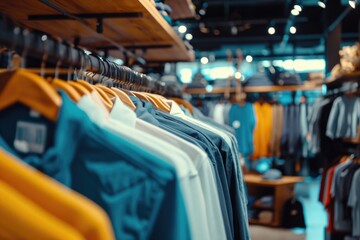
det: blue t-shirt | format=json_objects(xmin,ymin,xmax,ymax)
[
  {"xmin": 0, "ymin": 92, "xmax": 191, "ymax": 240},
  {"xmin": 229, "ymin": 103, "xmax": 256, "ymax": 157}
]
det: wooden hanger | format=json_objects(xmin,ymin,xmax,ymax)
[
  {"xmin": 0, "ymin": 70, "xmax": 61, "ymax": 121},
  {"xmin": 171, "ymin": 97, "xmax": 193, "ymax": 114},
  {"xmin": 95, "ymin": 85, "xmax": 117, "ymax": 99},
  {"xmin": 132, "ymin": 91, "xmax": 161, "ymax": 108},
  {"xmin": 111, "ymin": 87, "xmax": 136, "ymax": 110},
  {"xmin": 50, "ymin": 79, "xmax": 81, "ymax": 102},
  {"xmin": 77, "ymin": 80, "xmax": 113, "ymax": 111},
  {"xmin": 144, "ymin": 93, "xmax": 170, "ymax": 112},
  {"xmin": 68, "ymin": 81, "xmax": 90, "ymax": 96},
  {"xmin": 121, "ymin": 88, "xmax": 136, "ymax": 97},
  {"xmin": 76, "ymin": 80, "xmax": 95, "ymax": 92}
]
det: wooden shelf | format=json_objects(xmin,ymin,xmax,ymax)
[
  {"xmin": 246, "ymin": 174, "xmax": 303, "ymax": 227},
  {"xmin": 249, "ymin": 218, "xmax": 277, "ymax": 227},
  {"xmin": 324, "ymin": 71, "xmax": 360, "ymax": 88},
  {"xmin": 0, "ymin": 0, "xmax": 194, "ymax": 62},
  {"xmin": 184, "ymin": 84, "xmax": 321, "ymax": 95},
  {"xmin": 252, "ymin": 202, "xmax": 274, "ymax": 211},
  {"xmin": 342, "ymin": 138, "xmax": 360, "ymax": 144},
  {"xmin": 166, "ymin": 0, "xmax": 196, "ymax": 20},
  {"xmin": 244, "ymin": 174, "xmax": 303, "ymax": 187}
]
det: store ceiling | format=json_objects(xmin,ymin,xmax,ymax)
[{"xmin": 179, "ymin": 0, "xmax": 360, "ymax": 60}]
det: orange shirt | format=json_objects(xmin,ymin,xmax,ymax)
[
  {"xmin": 0, "ymin": 180, "xmax": 84, "ymax": 240},
  {"xmin": 0, "ymin": 149, "xmax": 115, "ymax": 240},
  {"xmin": 251, "ymin": 101, "xmax": 274, "ymax": 159}
]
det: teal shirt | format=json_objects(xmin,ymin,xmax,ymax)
[
  {"xmin": 0, "ymin": 92, "xmax": 191, "ymax": 240},
  {"xmin": 229, "ymin": 103, "xmax": 256, "ymax": 157}
]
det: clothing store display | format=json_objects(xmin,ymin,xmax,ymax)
[
  {"xmin": 2, "ymin": 2, "xmax": 360, "ymax": 239},
  {"xmin": 270, "ymin": 104, "xmax": 283, "ymax": 157},
  {"xmin": 0, "ymin": 65, "xmax": 250, "ymax": 240},
  {"xmin": 348, "ymin": 169, "xmax": 360, "ymax": 237},
  {"xmin": 262, "ymin": 169, "xmax": 282, "ymax": 180},
  {"xmin": 244, "ymin": 72, "xmax": 274, "ymax": 87},
  {"xmin": 326, "ymin": 95, "xmax": 360, "ymax": 139},
  {"xmin": 252, "ymin": 101, "xmax": 273, "ymax": 159},
  {"xmin": 229, "ymin": 103, "xmax": 256, "ymax": 158}
]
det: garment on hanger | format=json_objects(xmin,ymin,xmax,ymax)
[
  {"xmin": 0, "ymin": 179, "xmax": 84, "ymax": 240},
  {"xmin": 0, "ymin": 149, "xmax": 114, "ymax": 240},
  {"xmin": 326, "ymin": 95, "xmax": 360, "ymax": 139},
  {"xmin": 77, "ymin": 94, "xmax": 211, "ymax": 240},
  {"xmin": 130, "ymin": 96, "xmax": 250, "ymax": 240},
  {"xmin": 251, "ymin": 101, "xmax": 273, "ymax": 159},
  {"xmin": 270, "ymin": 104, "xmax": 283, "ymax": 157},
  {"xmin": 229, "ymin": 102, "xmax": 256, "ymax": 158}
]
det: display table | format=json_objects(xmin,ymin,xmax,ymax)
[{"xmin": 245, "ymin": 174, "xmax": 304, "ymax": 227}]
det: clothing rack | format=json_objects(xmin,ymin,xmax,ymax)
[{"xmin": 0, "ymin": 16, "xmax": 167, "ymax": 94}]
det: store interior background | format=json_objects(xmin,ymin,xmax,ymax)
[
  {"xmin": 169, "ymin": 0, "xmax": 359, "ymax": 239},
  {"xmin": 0, "ymin": 0, "xmax": 359, "ymax": 239}
]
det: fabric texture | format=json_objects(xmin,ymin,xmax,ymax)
[
  {"xmin": 252, "ymin": 101, "xmax": 273, "ymax": 159},
  {"xmin": 326, "ymin": 96, "xmax": 360, "ymax": 139},
  {"xmin": 229, "ymin": 103, "xmax": 256, "ymax": 158}
]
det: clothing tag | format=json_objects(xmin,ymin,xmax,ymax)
[
  {"xmin": 14, "ymin": 121, "xmax": 47, "ymax": 154},
  {"xmin": 30, "ymin": 109, "xmax": 41, "ymax": 118}
]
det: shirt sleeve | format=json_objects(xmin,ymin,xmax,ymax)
[
  {"xmin": 348, "ymin": 169, "xmax": 360, "ymax": 207},
  {"xmin": 326, "ymin": 98, "xmax": 340, "ymax": 139}
]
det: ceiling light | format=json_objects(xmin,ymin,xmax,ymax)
[
  {"xmin": 318, "ymin": 1, "xmax": 326, "ymax": 8},
  {"xmin": 290, "ymin": 26, "xmax": 297, "ymax": 34},
  {"xmin": 200, "ymin": 57, "xmax": 209, "ymax": 64},
  {"xmin": 349, "ymin": 0, "xmax": 356, "ymax": 8},
  {"xmin": 294, "ymin": 5, "xmax": 302, "ymax": 12},
  {"xmin": 291, "ymin": 9, "xmax": 300, "ymax": 15},
  {"xmin": 185, "ymin": 33, "xmax": 193, "ymax": 40},
  {"xmin": 235, "ymin": 71, "xmax": 242, "ymax": 79},
  {"xmin": 178, "ymin": 25, "xmax": 187, "ymax": 33},
  {"xmin": 245, "ymin": 55, "xmax": 253, "ymax": 63},
  {"xmin": 268, "ymin": 26, "xmax": 276, "ymax": 35}
]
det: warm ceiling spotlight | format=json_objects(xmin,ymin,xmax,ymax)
[
  {"xmin": 268, "ymin": 26, "xmax": 276, "ymax": 35},
  {"xmin": 200, "ymin": 57, "xmax": 209, "ymax": 64},
  {"xmin": 291, "ymin": 9, "xmax": 300, "ymax": 15},
  {"xmin": 318, "ymin": 0, "xmax": 326, "ymax": 8},
  {"xmin": 294, "ymin": 5, "xmax": 302, "ymax": 12},
  {"xmin": 178, "ymin": 25, "xmax": 187, "ymax": 33},
  {"xmin": 349, "ymin": 0, "xmax": 357, "ymax": 8},
  {"xmin": 290, "ymin": 26, "xmax": 297, "ymax": 34},
  {"xmin": 245, "ymin": 55, "xmax": 253, "ymax": 63},
  {"xmin": 185, "ymin": 33, "xmax": 193, "ymax": 40}
]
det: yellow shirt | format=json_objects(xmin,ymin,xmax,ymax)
[
  {"xmin": 251, "ymin": 101, "xmax": 274, "ymax": 159},
  {"xmin": 0, "ymin": 149, "xmax": 115, "ymax": 240},
  {"xmin": 0, "ymin": 180, "xmax": 84, "ymax": 240}
]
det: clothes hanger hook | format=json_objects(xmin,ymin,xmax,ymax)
[{"xmin": 40, "ymin": 34, "xmax": 49, "ymax": 78}]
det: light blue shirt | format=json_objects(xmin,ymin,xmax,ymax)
[{"xmin": 326, "ymin": 96, "xmax": 360, "ymax": 139}]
